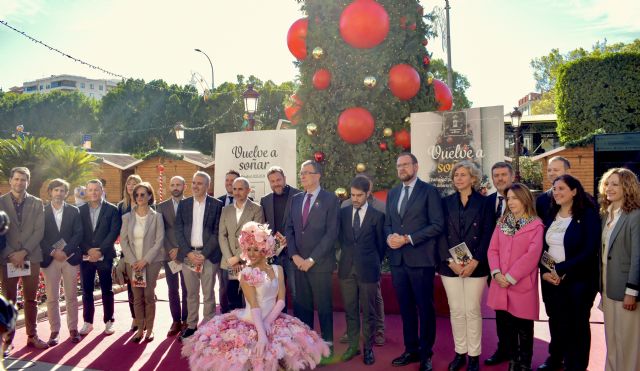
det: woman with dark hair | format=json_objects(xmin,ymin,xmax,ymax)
[
  {"xmin": 538, "ymin": 175, "xmax": 599, "ymax": 371},
  {"xmin": 120, "ymin": 182, "xmax": 164, "ymax": 342},
  {"xmin": 487, "ymin": 183, "xmax": 543, "ymax": 371},
  {"xmin": 599, "ymin": 168, "xmax": 640, "ymax": 371},
  {"xmin": 439, "ymin": 161, "xmax": 494, "ymax": 371}
]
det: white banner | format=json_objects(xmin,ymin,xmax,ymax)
[
  {"xmin": 214, "ymin": 129, "xmax": 297, "ymax": 201},
  {"xmin": 411, "ymin": 106, "xmax": 505, "ymax": 196}
]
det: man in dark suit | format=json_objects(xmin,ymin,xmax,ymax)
[
  {"xmin": 78, "ymin": 179, "xmax": 121, "ymax": 336},
  {"xmin": 176, "ymin": 171, "xmax": 223, "ymax": 339},
  {"xmin": 536, "ymin": 156, "xmax": 571, "ymax": 221},
  {"xmin": 0, "ymin": 167, "xmax": 47, "ymax": 353},
  {"xmin": 156, "ymin": 175, "xmax": 188, "ymax": 337},
  {"xmin": 216, "ymin": 169, "xmax": 240, "ymax": 313},
  {"xmin": 260, "ymin": 166, "xmax": 301, "ymax": 311},
  {"xmin": 286, "ymin": 160, "xmax": 339, "ymax": 361},
  {"xmin": 484, "ymin": 161, "xmax": 514, "ymax": 366},
  {"xmin": 40, "ymin": 179, "xmax": 83, "ymax": 345},
  {"xmin": 338, "ymin": 176, "xmax": 385, "ymax": 365},
  {"xmin": 385, "ymin": 152, "xmax": 444, "ymax": 371}
]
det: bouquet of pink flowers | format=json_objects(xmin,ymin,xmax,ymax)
[
  {"xmin": 239, "ymin": 267, "xmax": 267, "ymax": 287},
  {"xmin": 238, "ymin": 221, "xmax": 276, "ymax": 262}
]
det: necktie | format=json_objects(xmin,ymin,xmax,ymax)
[
  {"xmin": 496, "ymin": 196, "xmax": 504, "ymax": 219},
  {"xmin": 399, "ymin": 186, "xmax": 410, "ymax": 217},
  {"xmin": 353, "ymin": 207, "xmax": 361, "ymax": 236},
  {"xmin": 228, "ymin": 195, "xmax": 234, "ymax": 206},
  {"xmin": 302, "ymin": 194, "xmax": 312, "ymax": 226}
]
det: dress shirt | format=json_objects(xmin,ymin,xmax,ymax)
[
  {"xmin": 301, "ymin": 186, "xmax": 322, "ymax": 214},
  {"xmin": 52, "ymin": 203, "xmax": 64, "ymax": 232},
  {"xmin": 397, "ymin": 177, "xmax": 418, "ymax": 215},
  {"xmin": 172, "ymin": 199, "xmax": 180, "ymax": 215},
  {"xmin": 234, "ymin": 200, "xmax": 246, "ymax": 223},
  {"xmin": 190, "ymin": 197, "xmax": 206, "ymax": 247},
  {"xmin": 89, "ymin": 201, "xmax": 103, "ymax": 231}
]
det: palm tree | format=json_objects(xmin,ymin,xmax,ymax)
[{"xmin": 0, "ymin": 137, "xmax": 97, "ymax": 195}]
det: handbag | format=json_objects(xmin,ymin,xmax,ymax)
[{"xmin": 112, "ymin": 256, "xmax": 127, "ymax": 286}]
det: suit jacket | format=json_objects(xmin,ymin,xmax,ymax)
[
  {"xmin": 175, "ymin": 195, "xmax": 223, "ymax": 264},
  {"xmin": 156, "ymin": 198, "xmax": 181, "ymax": 260},
  {"xmin": 286, "ymin": 188, "xmax": 339, "ymax": 273},
  {"xmin": 438, "ymin": 191, "xmax": 493, "ymax": 277},
  {"xmin": 219, "ymin": 200, "xmax": 264, "ymax": 269},
  {"xmin": 384, "ymin": 179, "xmax": 444, "ymax": 268},
  {"xmin": 120, "ymin": 207, "xmax": 165, "ymax": 265},
  {"xmin": 541, "ymin": 207, "xmax": 600, "ymax": 289},
  {"xmin": 79, "ymin": 201, "xmax": 121, "ymax": 261},
  {"xmin": 601, "ymin": 208, "xmax": 640, "ymax": 301},
  {"xmin": 40, "ymin": 203, "xmax": 83, "ymax": 267},
  {"xmin": 338, "ymin": 204, "xmax": 385, "ymax": 283},
  {"xmin": 487, "ymin": 218, "xmax": 544, "ymax": 320},
  {"xmin": 0, "ymin": 193, "xmax": 45, "ymax": 263},
  {"xmin": 536, "ymin": 190, "xmax": 553, "ymax": 222},
  {"xmin": 261, "ymin": 185, "xmax": 302, "ymax": 234}
]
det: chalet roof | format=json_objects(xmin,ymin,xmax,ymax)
[
  {"xmin": 91, "ymin": 152, "xmax": 142, "ymax": 170},
  {"xmin": 165, "ymin": 149, "xmax": 215, "ymax": 168}
]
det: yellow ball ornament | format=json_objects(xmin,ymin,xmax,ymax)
[
  {"xmin": 306, "ymin": 123, "xmax": 318, "ymax": 136},
  {"xmin": 312, "ymin": 47, "xmax": 324, "ymax": 59},
  {"xmin": 383, "ymin": 127, "xmax": 393, "ymax": 137},
  {"xmin": 356, "ymin": 163, "xmax": 366, "ymax": 173},
  {"xmin": 364, "ymin": 76, "xmax": 377, "ymax": 88}
]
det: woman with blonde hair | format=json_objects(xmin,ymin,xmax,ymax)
[
  {"xmin": 438, "ymin": 161, "xmax": 494, "ymax": 371},
  {"xmin": 119, "ymin": 182, "xmax": 164, "ymax": 342},
  {"xmin": 599, "ymin": 168, "xmax": 640, "ymax": 371},
  {"xmin": 487, "ymin": 183, "xmax": 543, "ymax": 371},
  {"xmin": 117, "ymin": 174, "xmax": 143, "ymax": 331}
]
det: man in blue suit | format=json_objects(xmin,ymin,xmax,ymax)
[
  {"xmin": 385, "ymin": 152, "xmax": 444, "ymax": 371},
  {"xmin": 286, "ymin": 160, "xmax": 339, "ymax": 362}
]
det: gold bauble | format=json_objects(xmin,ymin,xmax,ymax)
[
  {"xmin": 363, "ymin": 76, "xmax": 377, "ymax": 88},
  {"xmin": 383, "ymin": 127, "xmax": 393, "ymax": 137},
  {"xmin": 404, "ymin": 116, "xmax": 411, "ymax": 124},
  {"xmin": 427, "ymin": 72, "xmax": 434, "ymax": 85},
  {"xmin": 306, "ymin": 123, "xmax": 318, "ymax": 136},
  {"xmin": 334, "ymin": 187, "xmax": 348, "ymax": 199},
  {"xmin": 356, "ymin": 163, "xmax": 366, "ymax": 173},
  {"xmin": 312, "ymin": 47, "xmax": 324, "ymax": 59}
]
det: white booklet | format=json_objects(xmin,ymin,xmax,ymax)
[
  {"xmin": 7, "ymin": 261, "xmax": 31, "ymax": 278},
  {"xmin": 132, "ymin": 268, "xmax": 147, "ymax": 288},
  {"xmin": 540, "ymin": 251, "xmax": 557, "ymax": 273},
  {"xmin": 449, "ymin": 242, "xmax": 473, "ymax": 266},
  {"xmin": 52, "ymin": 238, "xmax": 66, "ymax": 250},
  {"xmin": 167, "ymin": 260, "xmax": 182, "ymax": 274}
]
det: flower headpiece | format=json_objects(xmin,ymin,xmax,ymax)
[{"xmin": 238, "ymin": 221, "xmax": 276, "ymax": 262}]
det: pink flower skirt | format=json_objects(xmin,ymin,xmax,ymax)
[{"xmin": 181, "ymin": 311, "xmax": 330, "ymax": 371}]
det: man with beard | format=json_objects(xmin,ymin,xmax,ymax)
[
  {"xmin": 385, "ymin": 153, "xmax": 444, "ymax": 371},
  {"xmin": 157, "ymin": 176, "xmax": 189, "ymax": 337}
]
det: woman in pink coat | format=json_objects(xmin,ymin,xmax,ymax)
[{"xmin": 487, "ymin": 183, "xmax": 543, "ymax": 371}]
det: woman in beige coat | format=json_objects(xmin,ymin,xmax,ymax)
[{"xmin": 120, "ymin": 182, "xmax": 165, "ymax": 342}]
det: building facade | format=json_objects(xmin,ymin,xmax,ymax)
[{"xmin": 22, "ymin": 74, "xmax": 119, "ymax": 99}]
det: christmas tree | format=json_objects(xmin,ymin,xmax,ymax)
[{"xmin": 286, "ymin": 0, "xmax": 453, "ymax": 195}]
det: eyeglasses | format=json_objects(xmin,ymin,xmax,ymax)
[
  {"xmin": 299, "ymin": 171, "xmax": 318, "ymax": 176},
  {"xmin": 134, "ymin": 193, "xmax": 148, "ymax": 198},
  {"xmin": 396, "ymin": 162, "xmax": 414, "ymax": 169}
]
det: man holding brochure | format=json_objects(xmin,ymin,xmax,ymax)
[{"xmin": 0, "ymin": 167, "xmax": 46, "ymax": 354}]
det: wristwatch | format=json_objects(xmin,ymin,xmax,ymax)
[
  {"xmin": 307, "ymin": 257, "xmax": 315, "ymax": 264},
  {"xmin": 446, "ymin": 258, "xmax": 454, "ymax": 264}
]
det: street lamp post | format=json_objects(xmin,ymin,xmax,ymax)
[
  {"xmin": 510, "ymin": 107, "xmax": 523, "ymax": 182},
  {"xmin": 242, "ymin": 84, "xmax": 260, "ymax": 131},
  {"xmin": 194, "ymin": 48, "xmax": 214, "ymax": 91},
  {"xmin": 174, "ymin": 122, "xmax": 185, "ymax": 150}
]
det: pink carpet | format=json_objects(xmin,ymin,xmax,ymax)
[{"xmin": 8, "ymin": 277, "xmax": 606, "ymax": 370}]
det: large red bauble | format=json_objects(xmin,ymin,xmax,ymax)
[
  {"xmin": 372, "ymin": 189, "xmax": 388, "ymax": 203},
  {"xmin": 432, "ymin": 79, "xmax": 453, "ymax": 111},
  {"xmin": 287, "ymin": 18, "xmax": 308, "ymax": 60},
  {"xmin": 312, "ymin": 69, "xmax": 331, "ymax": 90},
  {"xmin": 339, "ymin": 0, "xmax": 389, "ymax": 49},
  {"xmin": 394, "ymin": 129, "xmax": 411, "ymax": 150},
  {"xmin": 388, "ymin": 64, "xmax": 420, "ymax": 100},
  {"xmin": 284, "ymin": 94, "xmax": 302, "ymax": 125},
  {"xmin": 337, "ymin": 107, "xmax": 375, "ymax": 144}
]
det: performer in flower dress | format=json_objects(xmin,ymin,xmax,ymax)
[{"xmin": 182, "ymin": 221, "xmax": 330, "ymax": 371}]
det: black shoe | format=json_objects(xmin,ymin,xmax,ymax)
[
  {"xmin": 180, "ymin": 327, "xmax": 197, "ymax": 340},
  {"xmin": 340, "ymin": 346, "xmax": 361, "ymax": 362},
  {"xmin": 467, "ymin": 356, "xmax": 480, "ymax": 371},
  {"xmin": 392, "ymin": 352, "xmax": 420, "ymax": 367},
  {"xmin": 448, "ymin": 353, "xmax": 467, "ymax": 371},
  {"xmin": 485, "ymin": 349, "xmax": 509, "ymax": 365},
  {"xmin": 363, "ymin": 348, "xmax": 375, "ymax": 365},
  {"xmin": 536, "ymin": 357, "xmax": 563, "ymax": 371},
  {"xmin": 508, "ymin": 361, "xmax": 520, "ymax": 371},
  {"xmin": 419, "ymin": 358, "xmax": 433, "ymax": 371}
]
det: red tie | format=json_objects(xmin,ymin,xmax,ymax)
[{"xmin": 302, "ymin": 194, "xmax": 312, "ymax": 226}]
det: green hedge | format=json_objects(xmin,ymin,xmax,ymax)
[{"xmin": 556, "ymin": 52, "xmax": 640, "ymax": 143}]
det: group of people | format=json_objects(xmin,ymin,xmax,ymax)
[{"xmin": 0, "ymin": 151, "xmax": 637, "ymax": 371}]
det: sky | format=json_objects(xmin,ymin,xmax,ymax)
[{"xmin": 1, "ymin": 0, "xmax": 639, "ymax": 113}]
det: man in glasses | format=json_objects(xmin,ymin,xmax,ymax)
[{"xmin": 286, "ymin": 160, "xmax": 339, "ymax": 364}]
